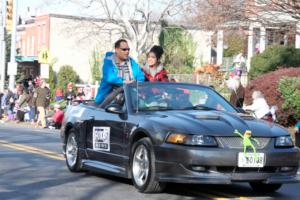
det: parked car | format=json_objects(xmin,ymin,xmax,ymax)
[{"xmin": 61, "ymin": 82, "xmax": 300, "ymax": 193}]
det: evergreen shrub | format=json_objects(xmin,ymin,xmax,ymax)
[{"xmin": 250, "ymin": 45, "xmax": 300, "ymax": 79}]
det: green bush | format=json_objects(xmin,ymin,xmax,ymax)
[
  {"xmin": 48, "ymin": 65, "xmax": 56, "ymax": 100},
  {"xmin": 159, "ymin": 24, "xmax": 195, "ymax": 74},
  {"xmin": 278, "ymin": 77, "xmax": 300, "ymax": 120},
  {"xmin": 57, "ymin": 65, "xmax": 78, "ymax": 92},
  {"xmin": 89, "ymin": 49, "xmax": 102, "ymax": 84},
  {"xmin": 249, "ymin": 45, "xmax": 300, "ymax": 79}
]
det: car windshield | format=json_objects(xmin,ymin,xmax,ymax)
[{"xmin": 128, "ymin": 83, "xmax": 237, "ymax": 112}]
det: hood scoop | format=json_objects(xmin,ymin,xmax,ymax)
[{"xmin": 195, "ymin": 115, "xmax": 220, "ymax": 120}]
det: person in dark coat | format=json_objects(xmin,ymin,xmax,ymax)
[
  {"xmin": 229, "ymin": 76, "xmax": 245, "ymax": 108},
  {"xmin": 16, "ymin": 86, "xmax": 29, "ymax": 122},
  {"xmin": 295, "ymin": 120, "xmax": 300, "ymax": 148},
  {"xmin": 33, "ymin": 80, "xmax": 50, "ymax": 128},
  {"xmin": 65, "ymin": 83, "xmax": 76, "ymax": 105},
  {"xmin": 0, "ymin": 91, "xmax": 3, "ymax": 119}
]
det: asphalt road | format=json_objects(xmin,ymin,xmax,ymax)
[{"xmin": 0, "ymin": 123, "xmax": 299, "ymax": 200}]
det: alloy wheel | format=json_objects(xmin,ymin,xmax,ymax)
[
  {"xmin": 132, "ymin": 144, "xmax": 150, "ymax": 187},
  {"xmin": 66, "ymin": 133, "xmax": 78, "ymax": 168}
]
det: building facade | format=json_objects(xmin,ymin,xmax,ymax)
[{"xmin": 16, "ymin": 14, "xmax": 212, "ymax": 83}]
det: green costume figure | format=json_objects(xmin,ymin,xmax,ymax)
[{"xmin": 234, "ymin": 129, "xmax": 259, "ymax": 160}]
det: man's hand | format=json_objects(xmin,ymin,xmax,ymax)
[{"xmin": 124, "ymin": 80, "xmax": 134, "ymax": 84}]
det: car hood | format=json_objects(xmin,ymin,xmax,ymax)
[{"xmin": 143, "ymin": 110, "xmax": 288, "ymax": 137}]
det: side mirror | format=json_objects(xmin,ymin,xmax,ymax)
[
  {"xmin": 236, "ymin": 107, "xmax": 246, "ymax": 113},
  {"xmin": 105, "ymin": 104, "xmax": 124, "ymax": 114}
]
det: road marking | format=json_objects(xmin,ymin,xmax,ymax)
[
  {"xmin": 208, "ymin": 189, "xmax": 235, "ymax": 198},
  {"xmin": 184, "ymin": 187, "xmax": 233, "ymax": 200},
  {"xmin": 207, "ymin": 189, "xmax": 251, "ymax": 200},
  {"xmin": 0, "ymin": 139, "xmax": 60, "ymax": 155},
  {"xmin": 0, "ymin": 139, "xmax": 64, "ymax": 161},
  {"xmin": 185, "ymin": 188, "xmax": 224, "ymax": 199}
]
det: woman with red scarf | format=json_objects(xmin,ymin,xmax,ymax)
[{"xmin": 142, "ymin": 45, "xmax": 169, "ymax": 82}]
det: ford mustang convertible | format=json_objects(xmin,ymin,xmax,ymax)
[{"xmin": 61, "ymin": 82, "xmax": 300, "ymax": 193}]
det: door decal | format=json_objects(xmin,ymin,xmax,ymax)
[{"xmin": 93, "ymin": 127, "xmax": 110, "ymax": 151}]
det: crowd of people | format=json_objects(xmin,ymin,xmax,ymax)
[
  {"xmin": 0, "ymin": 72, "xmax": 97, "ymax": 128},
  {"xmin": 0, "ymin": 78, "xmax": 68, "ymax": 129}
]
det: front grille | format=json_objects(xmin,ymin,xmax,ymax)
[
  {"xmin": 216, "ymin": 166, "xmax": 278, "ymax": 173},
  {"xmin": 217, "ymin": 137, "xmax": 271, "ymax": 149}
]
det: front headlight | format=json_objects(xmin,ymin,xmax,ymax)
[
  {"xmin": 275, "ymin": 136, "xmax": 294, "ymax": 147},
  {"xmin": 166, "ymin": 133, "xmax": 218, "ymax": 147}
]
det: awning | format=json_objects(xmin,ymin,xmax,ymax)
[{"xmin": 16, "ymin": 56, "xmax": 38, "ymax": 62}]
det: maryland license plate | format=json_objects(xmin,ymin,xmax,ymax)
[{"xmin": 238, "ymin": 152, "xmax": 265, "ymax": 168}]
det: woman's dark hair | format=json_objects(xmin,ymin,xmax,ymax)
[{"xmin": 149, "ymin": 45, "xmax": 164, "ymax": 60}]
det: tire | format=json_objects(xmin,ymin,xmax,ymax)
[
  {"xmin": 249, "ymin": 182, "xmax": 282, "ymax": 193},
  {"xmin": 131, "ymin": 138, "xmax": 165, "ymax": 193},
  {"xmin": 65, "ymin": 131, "xmax": 82, "ymax": 172}
]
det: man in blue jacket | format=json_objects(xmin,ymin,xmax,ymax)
[{"xmin": 95, "ymin": 39, "xmax": 145, "ymax": 104}]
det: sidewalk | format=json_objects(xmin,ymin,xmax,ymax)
[{"xmin": 0, "ymin": 120, "xmax": 60, "ymax": 133}]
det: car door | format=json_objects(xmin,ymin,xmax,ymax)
[{"xmin": 86, "ymin": 90, "xmax": 127, "ymax": 168}]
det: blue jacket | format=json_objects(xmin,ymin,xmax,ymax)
[{"xmin": 95, "ymin": 52, "xmax": 145, "ymax": 104}]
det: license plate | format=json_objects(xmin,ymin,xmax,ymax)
[{"xmin": 238, "ymin": 152, "xmax": 265, "ymax": 168}]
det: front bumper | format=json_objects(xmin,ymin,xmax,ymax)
[{"xmin": 155, "ymin": 143, "xmax": 300, "ymax": 184}]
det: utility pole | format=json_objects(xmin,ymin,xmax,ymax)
[
  {"xmin": 8, "ymin": 0, "xmax": 17, "ymax": 90},
  {"xmin": 0, "ymin": 0, "xmax": 6, "ymax": 91}
]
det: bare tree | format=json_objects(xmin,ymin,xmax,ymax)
[
  {"xmin": 194, "ymin": 0, "xmax": 246, "ymax": 31},
  {"xmin": 250, "ymin": 0, "xmax": 300, "ymax": 21},
  {"xmin": 58, "ymin": 0, "xmax": 191, "ymax": 59},
  {"xmin": 195, "ymin": 0, "xmax": 300, "ymax": 31}
]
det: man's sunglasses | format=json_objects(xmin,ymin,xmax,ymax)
[{"xmin": 120, "ymin": 48, "xmax": 130, "ymax": 51}]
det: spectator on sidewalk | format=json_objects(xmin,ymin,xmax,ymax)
[
  {"xmin": 229, "ymin": 76, "xmax": 245, "ymax": 108},
  {"xmin": 5, "ymin": 89, "xmax": 16, "ymax": 121},
  {"xmin": 65, "ymin": 83, "xmax": 76, "ymax": 105},
  {"xmin": 75, "ymin": 87, "xmax": 84, "ymax": 101},
  {"xmin": 33, "ymin": 79, "xmax": 50, "ymax": 128},
  {"xmin": 48, "ymin": 104, "xmax": 64, "ymax": 129},
  {"xmin": 16, "ymin": 86, "xmax": 29, "ymax": 123},
  {"xmin": 27, "ymin": 86, "xmax": 35, "ymax": 124},
  {"xmin": 295, "ymin": 120, "xmax": 300, "ymax": 148},
  {"xmin": 83, "ymin": 85, "xmax": 93, "ymax": 100},
  {"xmin": 27, "ymin": 78, "xmax": 35, "ymax": 93},
  {"xmin": 0, "ymin": 90, "xmax": 3, "ymax": 120},
  {"xmin": 55, "ymin": 88, "xmax": 64, "ymax": 101},
  {"xmin": 243, "ymin": 90, "xmax": 270, "ymax": 119}
]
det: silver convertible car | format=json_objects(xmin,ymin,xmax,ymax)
[{"xmin": 61, "ymin": 82, "xmax": 300, "ymax": 193}]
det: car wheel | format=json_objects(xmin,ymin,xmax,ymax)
[
  {"xmin": 249, "ymin": 182, "xmax": 282, "ymax": 193},
  {"xmin": 65, "ymin": 131, "xmax": 82, "ymax": 172},
  {"xmin": 131, "ymin": 138, "xmax": 165, "ymax": 193}
]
